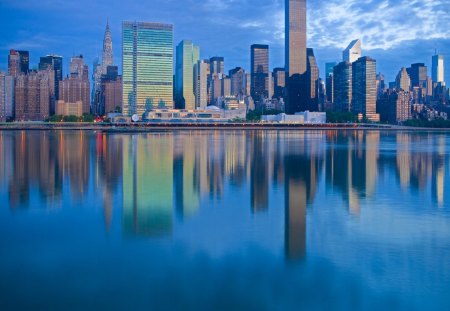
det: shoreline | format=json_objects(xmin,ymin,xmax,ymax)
[{"xmin": 0, "ymin": 122, "xmax": 450, "ymax": 132}]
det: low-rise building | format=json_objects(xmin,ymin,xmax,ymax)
[
  {"xmin": 262, "ymin": 111, "xmax": 326, "ymax": 124},
  {"xmin": 56, "ymin": 100, "xmax": 83, "ymax": 117}
]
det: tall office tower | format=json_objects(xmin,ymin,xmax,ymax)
[
  {"xmin": 306, "ymin": 48, "xmax": 319, "ymax": 111},
  {"xmin": 325, "ymin": 62, "xmax": 337, "ymax": 77},
  {"xmin": 251, "ymin": 44, "xmax": 269, "ymax": 101},
  {"xmin": 39, "ymin": 55, "xmax": 63, "ymax": 114},
  {"xmin": 175, "ymin": 40, "xmax": 200, "ymax": 109},
  {"xmin": 194, "ymin": 60, "xmax": 209, "ymax": 109},
  {"xmin": 222, "ymin": 77, "xmax": 231, "ymax": 97},
  {"xmin": 285, "ymin": 0, "xmax": 307, "ymax": 114},
  {"xmin": 229, "ymin": 67, "xmax": 246, "ymax": 97},
  {"xmin": 210, "ymin": 74, "xmax": 223, "ymax": 104},
  {"xmin": 245, "ymin": 73, "xmax": 251, "ymax": 96},
  {"xmin": 0, "ymin": 73, "xmax": 5, "ymax": 121},
  {"xmin": 15, "ymin": 69, "xmax": 53, "ymax": 121},
  {"xmin": 352, "ymin": 56, "xmax": 378, "ymax": 121},
  {"xmin": 0, "ymin": 73, "xmax": 14, "ymax": 121},
  {"xmin": 70, "ymin": 55, "xmax": 89, "ymax": 80},
  {"xmin": 378, "ymin": 90, "xmax": 411, "ymax": 123},
  {"xmin": 8, "ymin": 50, "xmax": 20, "ymax": 77},
  {"xmin": 60, "ymin": 76, "xmax": 91, "ymax": 114},
  {"xmin": 102, "ymin": 66, "xmax": 123, "ymax": 114},
  {"xmin": 273, "ymin": 67, "xmax": 286, "ymax": 99},
  {"xmin": 395, "ymin": 67, "xmax": 411, "ymax": 91},
  {"xmin": 376, "ymin": 73, "xmax": 386, "ymax": 99},
  {"xmin": 93, "ymin": 22, "xmax": 115, "ymax": 114},
  {"xmin": 407, "ymin": 63, "xmax": 427, "ymax": 87},
  {"xmin": 432, "ymin": 54, "xmax": 444, "ymax": 83},
  {"xmin": 343, "ymin": 39, "xmax": 362, "ymax": 63},
  {"xmin": 123, "ymin": 21, "xmax": 174, "ymax": 116},
  {"xmin": 102, "ymin": 21, "xmax": 114, "ymax": 74},
  {"xmin": 210, "ymin": 57, "xmax": 225, "ymax": 75},
  {"xmin": 17, "ymin": 51, "xmax": 29, "ymax": 74},
  {"xmin": 325, "ymin": 62, "xmax": 337, "ymax": 104},
  {"xmin": 333, "ymin": 61, "xmax": 352, "ymax": 112}
]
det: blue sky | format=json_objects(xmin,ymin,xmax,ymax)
[{"xmin": 0, "ymin": 0, "xmax": 449, "ymax": 83}]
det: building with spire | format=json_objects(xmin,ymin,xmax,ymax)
[{"xmin": 432, "ymin": 53, "xmax": 444, "ymax": 84}]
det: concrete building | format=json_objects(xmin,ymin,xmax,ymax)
[
  {"xmin": 261, "ymin": 111, "xmax": 326, "ymax": 124},
  {"xmin": 0, "ymin": 73, "xmax": 14, "ymax": 121},
  {"xmin": 222, "ymin": 77, "xmax": 231, "ymax": 97},
  {"xmin": 210, "ymin": 57, "xmax": 224, "ymax": 75},
  {"xmin": 70, "ymin": 55, "xmax": 89, "ymax": 80},
  {"xmin": 15, "ymin": 69, "xmax": 54, "ymax": 121},
  {"xmin": 8, "ymin": 50, "xmax": 29, "ymax": 77},
  {"xmin": 377, "ymin": 90, "xmax": 411, "ymax": 123},
  {"xmin": 56, "ymin": 100, "xmax": 83, "ymax": 117},
  {"xmin": 194, "ymin": 60, "xmax": 209, "ymax": 109},
  {"xmin": 60, "ymin": 76, "xmax": 90, "ymax": 115},
  {"xmin": 122, "ymin": 21, "xmax": 174, "ymax": 116},
  {"xmin": 229, "ymin": 67, "xmax": 246, "ymax": 97},
  {"xmin": 396, "ymin": 68, "xmax": 411, "ymax": 91},
  {"xmin": 343, "ymin": 39, "xmax": 362, "ymax": 63},
  {"xmin": 175, "ymin": 40, "xmax": 200, "ymax": 110},
  {"xmin": 39, "ymin": 55, "xmax": 63, "ymax": 113},
  {"xmin": 103, "ymin": 73, "xmax": 123, "ymax": 114},
  {"xmin": 352, "ymin": 56, "xmax": 379, "ymax": 122}
]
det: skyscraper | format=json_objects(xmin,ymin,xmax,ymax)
[
  {"xmin": 407, "ymin": 63, "xmax": 427, "ymax": 88},
  {"xmin": 251, "ymin": 44, "xmax": 269, "ymax": 102},
  {"xmin": 39, "ymin": 55, "xmax": 63, "ymax": 114},
  {"xmin": 175, "ymin": 40, "xmax": 200, "ymax": 110},
  {"xmin": 352, "ymin": 56, "xmax": 379, "ymax": 122},
  {"xmin": 122, "ymin": 21, "xmax": 174, "ymax": 116},
  {"xmin": 194, "ymin": 60, "xmax": 209, "ymax": 109},
  {"xmin": 101, "ymin": 21, "xmax": 114, "ymax": 74},
  {"xmin": 395, "ymin": 68, "xmax": 411, "ymax": 91},
  {"xmin": 377, "ymin": 89, "xmax": 411, "ymax": 123},
  {"xmin": 273, "ymin": 67, "xmax": 286, "ymax": 99},
  {"xmin": 333, "ymin": 61, "xmax": 352, "ymax": 112},
  {"xmin": 15, "ymin": 69, "xmax": 53, "ymax": 121},
  {"xmin": 285, "ymin": 0, "xmax": 307, "ymax": 114},
  {"xmin": 229, "ymin": 67, "xmax": 246, "ymax": 97},
  {"xmin": 343, "ymin": 39, "xmax": 362, "ymax": 63},
  {"xmin": 8, "ymin": 50, "xmax": 20, "ymax": 77},
  {"xmin": 210, "ymin": 57, "xmax": 224, "ymax": 75},
  {"xmin": 432, "ymin": 54, "xmax": 444, "ymax": 83},
  {"xmin": 0, "ymin": 73, "xmax": 14, "ymax": 121},
  {"xmin": 306, "ymin": 48, "xmax": 319, "ymax": 111},
  {"xmin": 60, "ymin": 57, "xmax": 90, "ymax": 114}
]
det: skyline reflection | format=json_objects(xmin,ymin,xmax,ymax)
[{"xmin": 0, "ymin": 130, "xmax": 448, "ymax": 256}]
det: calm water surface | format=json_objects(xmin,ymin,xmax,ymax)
[{"xmin": 0, "ymin": 130, "xmax": 449, "ymax": 310}]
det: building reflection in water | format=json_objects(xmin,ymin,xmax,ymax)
[{"xmin": 0, "ymin": 130, "xmax": 448, "ymax": 253}]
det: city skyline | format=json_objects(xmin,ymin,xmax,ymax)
[{"xmin": 0, "ymin": 0, "xmax": 449, "ymax": 84}]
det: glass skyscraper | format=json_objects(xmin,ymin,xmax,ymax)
[
  {"xmin": 122, "ymin": 21, "xmax": 174, "ymax": 116},
  {"xmin": 285, "ymin": 0, "xmax": 307, "ymax": 114},
  {"xmin": 251, "ymin": 44, "xmax": 269, "ymax": 101},
  {"xmin": 175, "ymin": 40, "xmax": 200, "ymax": 110},
  {"xmin": 432, "ymin": 54, "xmax": 444, "ymax": 83}
]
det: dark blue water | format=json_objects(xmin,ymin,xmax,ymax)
[{"xmin": 0, "ymin": 130, "xmax": 449, "ymax": 310}]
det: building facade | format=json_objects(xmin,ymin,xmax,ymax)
[
  {"xmin": 251, "ymin": 44, "xmax": 269, "ymax": 102},
  {"xmin": 39, "ymin": 55, "xmax": 63, "ymax": 111},
  {"xmin": 343, "ymin": 39, "xmax": 362, "ymax": 63},
  {"xmin": 15, "ymin": 69, "xmax": 53, "ymax": 121},
  {"xmin": 194, "ymin": 60, "xmax": 209, "ymax": 109},
  {"xmin": 306, "ymin": 48, "xmax": 319, "ymax": 111},
  {"xmin": 285, "ymin": 0, "xmax": 307, "ymax": 114},
  {"xmin": 175, "ymin": 40, "xmax": 200, "ymax": 110},
  {"xmin": 59, "ymin": 77, "xmax": 90, "ymax": 115},
  {"xmin": 395, "ymin": 68, "xmax": 411, "ymax": 91},
  {"xmin": 352, "ymin": 56, "xmax": 379, "ymax": 121},
  {"xmin": 432, "ymin": 54, "xmax": 444, "ymax": 83},
  {"xmin": 229, "ymin": 67, "xmax": 246, "ymax": 97},
  {"xmin": 122, "ymin": 21, "xmax": 174, "ymax": 116},
  {"xmin": 333, "ymin": 61, "xmax": 352, "ymax": 112}
]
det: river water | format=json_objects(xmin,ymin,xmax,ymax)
[{"xmin": 0, "ymin": 130, "xmax": 449, "ymax": 310}]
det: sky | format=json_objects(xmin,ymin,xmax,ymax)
[{"xmin": 0, "ymin": 0, "xmax": 449, "ymax": 83}]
